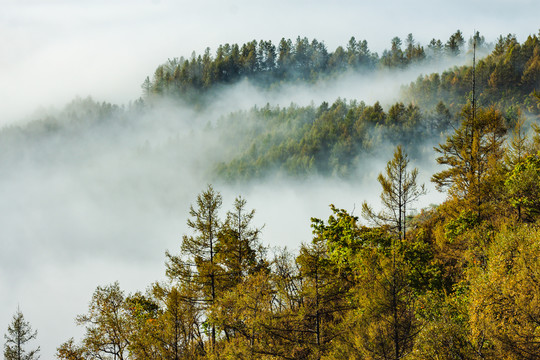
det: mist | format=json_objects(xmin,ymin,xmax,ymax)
[
  {"xmin": 1, "ymin": 78, "xmax": 443, "ymax": 356},
  {"xmin": 2, "ymin": 0, "xmax": 539, "ymax": 123},
  {"xmin": 2, "ymin": 1, "xmax": 540, "ymax": 357}
]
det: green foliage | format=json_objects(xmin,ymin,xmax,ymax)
[
  {"xmin": 143, "ymin": 31, "xmax": 496, "ymax": 106},
  {"xmin": 4, "ymin": 309, "xmax": 40, "ymax": 360},
  {"xmin": 444, "ymin": 210, "xmax": 480, "ymax": 241},
  {"xmin": 505, "ymin": 154, "xmax": 540, "ymax": 221},
  {"xmin": 215, "ymin": 100, "xmax": 438, "ymax": 180},
  {"xmin": 470, "ymin": 225, "xmax": 540, "ymax": 359},
  {"xmin": 405, "ymin": 33, "xmax": 540, "ymax": 113},
  {"xmin": 311, "ymin": 205, "xmax": 391, "ymax": 270},
  {"xmin": 36, "ymin": 30, "xmax": 540, "ymax": 360}
]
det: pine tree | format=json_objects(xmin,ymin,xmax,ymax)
[{"xmin": 4, "ymin": 308, "xmax": 40, "ymax": 360}]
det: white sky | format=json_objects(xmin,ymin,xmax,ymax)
[
  {"xmin": 1, "ymin": 0, "xmax": 539, "ymax": 357},
  {"xmin": 1, "ymin": 0, "xmax": 539, "ymax": 122}
]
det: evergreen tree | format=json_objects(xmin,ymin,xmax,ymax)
[
  {"xmin": 446, "ymin": 30, "xmax": 465, "ymax": 56},
  {"xmin": 3, "ymin": 308, "xmax": 40, "ymax": 360}
]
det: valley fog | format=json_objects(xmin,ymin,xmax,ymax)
[
  {"xmin": 3, "ymin": 2, "xmax": 538, "ymax": 356},
  {"xmin": 0, "ymin": 71, "xmax": 446, "ymax": 355}
]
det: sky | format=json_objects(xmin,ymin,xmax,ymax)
[
  {"xmin": 1, "ymin": 0, "xmax": 539, "ymax": 122},
  {"xmin": 1, "ymin": 0, "xmax": 539, "ymax": 357}
]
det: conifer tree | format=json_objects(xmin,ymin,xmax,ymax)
[
  {"xmin": 3, "ymin": 308, "xmax": 40, "ymax": 360},
  {"xmin": 362, "ymin": 145, "xmax": 425, "ymax": 240},
  {"xmin": 505, "ymin": 114, "xmax": 531, "ymax": 168},
  {"xmin": 432, "ymin": 106, "xmax": 506, "ymax": 215},
  {"xmin": 166, "ymin": 185, "xmax": 223, "ymax": 351},
  {"xmin": 216, "ymin": 196, "xmax": 265, "ymax": 287}
]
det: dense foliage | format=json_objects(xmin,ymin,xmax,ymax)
[
  {"xmin": 3, "ymin": 31, "xmax": 538, "ymax": 182},
  {"xmin": 404, "ymin": 32, "xmax": 540, "ymax": 113},
  {"xmin": 3, "ymin": 30, "xmax": 540, "ymax": 359},
  {"xmin": 52, "ymin": 109, "xmax": 540, "ymax": 358},
  {"xmin": 143, "ymin": 30, "xmax": 482, "ymax": 104},
  {"xmin": 213, "ymin": 99, "xmax": 452, "ymax": 180}
]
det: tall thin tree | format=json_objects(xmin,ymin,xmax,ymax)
[
  {"xmin": 4, "ymin": 307, "xmax": 40, "ymax": 360},
  {"xmin": 362, "ymin": 145, "xmax": 426, "ymax": 240}
]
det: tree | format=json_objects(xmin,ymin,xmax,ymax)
[
  {"xmin": 294, "ymin": 234, "xmax": 353, "ymax": 359},
  {"xmin": 431, "ymin": 106, "xmax": 507, "ymax": 215},
  {"xmin": 470, "ymin": 225, "xmax": 540, "ymax": 359},
  {"xmin": 427, "ymin": 39, "xmax": 443, "ymax": 60},
  {"xmin": 504, "ymin": 114, "xmax": 532, "ymax": 168},
  {"xmin": 356, "ymin": 249, "xmax": 420, "ymax": 360},
  {"xmin": 166, "ymin": 185, "xmax": 223, "ymax": 351},
  {"xmin": 75, "ymin": 282, "xmax": 130, "ymax": 360},
  {"xmin": 4, "ymin": 308, "xmax": 40, "ymax": 360},
  {"xmin": 216, "ymin": 196, "xmax": 266, "ymax": 287},
  {"xmin": 362, "ymin": 145, "xmax": 426, "ymax": 240},
  {"xmin": 56, "ymin": 338, "xmax": 85, "ymax": 360},
  {"xmin": 147, "ymin": 284, "xmax": 206, "ymax": 360},
  {"xmin": 505, "ymin": 154, "xmax": 540, "ymax": 221},
  {"xmin": 382, "ymin": 37, "xmax": 405, "ymax": 67},
  {"xmin": 446, "ymin": 30, "xmax": 465, "ymax": 56},
  {"xmin": 208, "ymin": 272, "xmax": 275, "ymax": 359},
  {"xmin": 431, "ymin": 101, "xmax": 453, "ymax": 134},
  {"xmin": 141, "ymin": 76, "xmax": 152, "ymax": 99}
]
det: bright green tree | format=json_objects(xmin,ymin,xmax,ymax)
[{"xmin": 505, "ymin": 154, "xmax": 540, "ymax": 221}]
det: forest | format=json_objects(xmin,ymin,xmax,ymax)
[
  {"xmin": 3, "ymin": 29, "xmax": 540, "ymax": 359},
  {"xmin": 53, "ymin": 108, "xmax": 540, "ymax": 359},
  {"xmin": 142, "ymin": 30, "xmax": 482, "ymax": 102}
]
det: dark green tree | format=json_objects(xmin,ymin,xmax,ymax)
[{"xmin": 446, "ymin": 30, "xmax": 465, "ymax": 56}]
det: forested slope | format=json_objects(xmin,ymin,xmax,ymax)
[
  {"xmin": 3, "ymin": 31, "xmax": 538, "ymax": 183},
  {"xmin": 143, "ymin": 30, "xmax": 485, "ymax": 103},
  {"xmin": 56, "ymin": 99, "xmax": 540, "ymax": 358},
  {"xmin": 403, "ymin": 32, "xmax": 540, "ymax": 113},
  {"xmin": 3, "ymin": 28, "xmax": 540, "ymax": 359}
]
